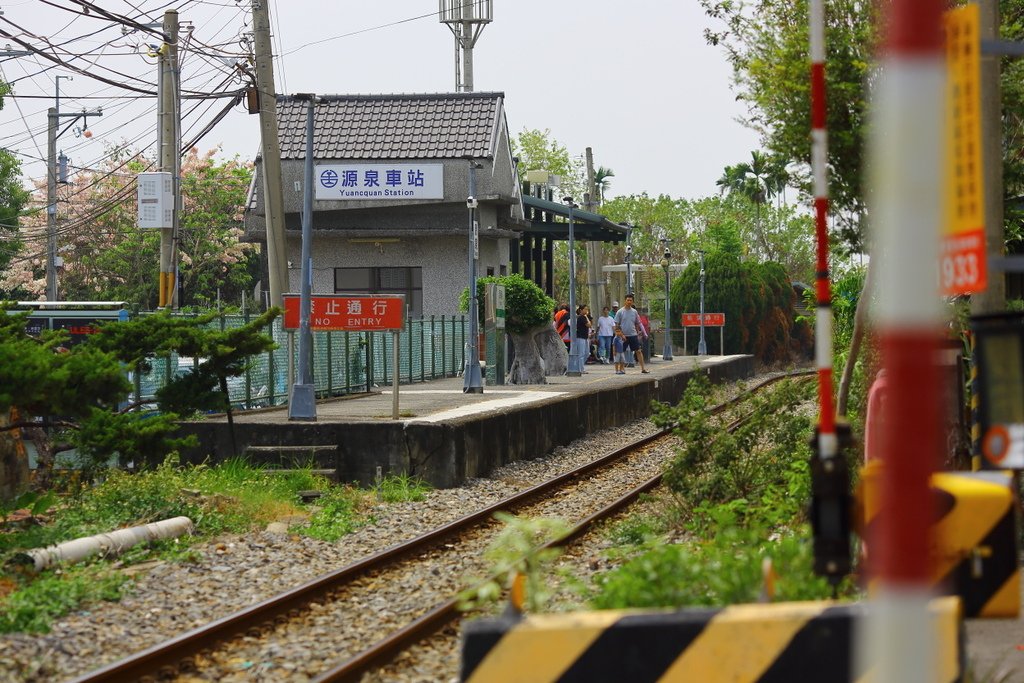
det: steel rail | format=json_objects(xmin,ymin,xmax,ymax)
[
  {"xmin": 71, "ymin": 370, "xmax": 812, "ymax": 683},
  {"xmin": 313, "ymin": 371, "xmax": 816, "ymax": 682}
]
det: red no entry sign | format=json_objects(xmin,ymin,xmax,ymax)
[
  {"xmin": 283, "ymin": 295, "xmax": 405, "ymax": 331},
  {"xmin": 682, "ymin": 313, "xmax": 725, "ymax": 327}
]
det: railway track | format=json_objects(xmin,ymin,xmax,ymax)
[{"xmin": 69, "ymin": 371, "xmax": 812, "ymax": 683}]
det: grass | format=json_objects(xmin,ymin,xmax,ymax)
[
  {"xmin": 0, "ymin": 457, "xmax": 357, "ymax": 633},
  {"xmin": 374, "ymin": 473, "xmax": 430, "ymax": 503},
  {"xmin": 0, "ymin": 565, "xmax": 129, "ymax": 633}
]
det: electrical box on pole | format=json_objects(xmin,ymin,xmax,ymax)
[{"xmin": 137, "ymin": 172, "xmax": 173, "ymax": 229}]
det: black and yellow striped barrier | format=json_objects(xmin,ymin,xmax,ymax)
[
  {"xmin": 461, "ymin": 597, "xmax": 963, "ymax": 682},
  {"xmin": 859, "ymin": 464, "xmax": 1018, "ymax": 618}
]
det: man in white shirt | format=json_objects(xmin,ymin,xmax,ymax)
[
  {"xmin": 613, "ymin": 294, "xmax": 649, "ymax": 374},
  {"xmin": 596, "ymin": 306, "xmax": 616, "ymax": 364}
]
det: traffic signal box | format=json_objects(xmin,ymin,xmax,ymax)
[{"xmin": 858, "ymin": 462, "xmax": 1019, "ymax": 618}]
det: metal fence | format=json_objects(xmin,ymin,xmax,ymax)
[{"xmin": 131, "ymin": 314, "xmax": 468, "ymax": 410}]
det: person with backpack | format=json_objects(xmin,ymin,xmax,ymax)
[{"xmin": 553, "ymin": 303, "xmax": 571, "ymax": 352}]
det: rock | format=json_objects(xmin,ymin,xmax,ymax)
[{"xmin": 265, "ymin": 522, "xmax": 289, "ymax": 535}]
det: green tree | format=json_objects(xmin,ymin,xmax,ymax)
[
  {"xmin": 718, "ymin": 151, "xmax": 791, "ymax": 260},
  {"xmin": 91, "ymin": 308, "xmax": 281, "ymax": 457},
  {"xmin": 0, "ymin": 309, "xmax": 191, "ymax": 486},
  {"xmin": 600, "ymin": 193, "xmax": 815, "ymax": 287},
  {"xmin": 701, "ymin": 0, "xmax": 873, "ymax": 251},
  {"xmin": 594, "ymin": 166, "xmax": 615, "ymax": 204},
  {"xmin": 511, "ymin": 128, "xmax": 584, "ymax": 199}
]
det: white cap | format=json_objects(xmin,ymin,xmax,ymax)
[{"xmin": 612, "ymin": 301, "xmax": 619, "ymax": 307}]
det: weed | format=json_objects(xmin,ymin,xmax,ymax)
[
  {"xmin": 608, "ymin": 514, "xmax": 665, "ymax": 546},
  {"xmin": 303, "ymin": 487, "xmax": 367, "ymax": 542},
  {"xmin": 459, "ymin": 512, "xmax": 570, "ymax": 613},
  {"xmin": 374, "ymin": 474, "xmax": 430, "ymax": 503},
  {"xmin": 591, "ymin": 524, "xmax": 847, "ymax": 610},
  {"xmin": 0, "ymin": 565, "xmax": 129, "ymax": 634}
]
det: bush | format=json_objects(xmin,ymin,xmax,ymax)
[
  {"xmin": 591, "ymin": 525, "xmax": 839, "ymax": 610},
  {"xmin": 671, "ymin": 253, "xmax": 809, "ymax": 361},
  {"xmin": 461, "ymin": 273, "xmax": 555, "ymax": 334},
  {"xmin": 652, "ymin": 373, "xmax": 814, "ymax": 526}
]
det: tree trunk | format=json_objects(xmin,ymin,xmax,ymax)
[
  {"xmin": 837, "ymin": 260, "xmax": 874, "ymax": 417},
  {"xmin": 508, "ymin": 324, "xmax": 568, "ymax": 384},
  {"xmin": 0, "ymin": 409, "xmax": 30, "ymax": 503},
  {"xmin": 536, "ymin": 324, "xmax": 568, "ymax": 377},
  {"xmin": 219, "ymin": 375, "xmax": 238, "ymax": 457},
  {"xmin": 23, "ymin": 425, "xmax": 54, "ymax": 491}
]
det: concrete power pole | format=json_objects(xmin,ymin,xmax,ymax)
[
  {"xmin": 584, "ymin": 147, "xmax": 605, "ymax": 309},
  {"xmin": 252, "ymin": 0, "xmax": 289, "ymax": 308},
  {"xmin": 973, "ymin": 0, "xmax": 1005, "ymax": 315},
  {"xmin": 158, "ymin": 10, "xmax": 179, "ymax": 309},
  {"xmin": 46, "ymin": 108, "xmax": 58, "ymax": 301}
]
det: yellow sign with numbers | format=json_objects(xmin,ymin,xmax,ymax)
[{"xmin": 942, "ymin": 4, "xmax": 987, "ymax": 295}]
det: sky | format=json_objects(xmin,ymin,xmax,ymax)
[{"xmin": 0, "ymin": 0, "xmax": 762, "ymax": 202}]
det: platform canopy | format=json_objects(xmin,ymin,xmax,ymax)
[{"xmin": 521, "ymin": 195, "xmax": 629, "ymax": 243}]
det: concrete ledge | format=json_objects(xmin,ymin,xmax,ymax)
[
  {"xmin": 461, "ymin": 598, "xmax": 964, "ymax": 683},
  {"xmin": 173, "ymin": 356, "xmax": 755, "ymax": 488}
]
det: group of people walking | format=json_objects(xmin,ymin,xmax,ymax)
[{"xmin": 553, "ymin": 294, "xmax": 649, "ymax": 374}]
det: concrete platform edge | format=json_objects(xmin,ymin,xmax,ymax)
[{"xmin": 172, "ymin": 356, "xmax": 754, "ymax": 488}]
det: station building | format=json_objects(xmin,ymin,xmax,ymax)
[{"xmin": 244, "ymin": 92, "xmax": 627, "ymax": 316}]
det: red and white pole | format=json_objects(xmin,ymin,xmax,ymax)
[
  {"xmin": 862, "ymin": 0, "xmax": 945, "ymax": 679},
  {"xmin": 809, "ymin": 0, "xmax": 836, "ymax": 459}
]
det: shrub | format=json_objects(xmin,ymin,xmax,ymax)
[
  {"xmin": 671, "ymin": 253, "xmax": 807, "ymax": 361},
  {"xmin": 461, "ymin": 273, "xmax": 555, "ymax": 333}
]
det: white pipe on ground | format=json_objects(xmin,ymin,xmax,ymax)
[{"xmin": 14, "ymin": 516, "xmax": 194, "ymax": 573}]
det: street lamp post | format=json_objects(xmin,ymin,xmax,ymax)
[
  {"xmin": 660, "ymin": 241, "xmax": 673, "ymax": 361},
  {"xmin": 463, "ymin": 160, "xmax": 484, "ymax": 393},
  {"xmin": 697, "ymin": 248, "xmax": 708, "ymax": 356},
  {"xmin": 289, "ymin": 94, "xmax": 317, "ymax": 420},
  {"xmin": 624, "ymin": 222, "xmax": 634, "ymax": 296},
  {"xmin": 565, "ymin": 196, "xmax": 582, "ymax": 376}
]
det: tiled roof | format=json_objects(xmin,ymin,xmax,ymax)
[{"xmin": 277, "ymin": 92, "xmax": 503, "ymax": 160}]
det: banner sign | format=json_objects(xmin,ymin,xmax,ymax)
[
  {"xmin": 315, "ymin": 163, "xmax": 443, "ymax": 200},
  {"xmin": 682, "ymin": 313, "xmax": 725, "ymax": 327},
  {"xmin": 283, "ymin": 295, "xmax": 405, "ymax": 331},
  {"xmin": 942, "ymin": 4, "xmax": 987, "ymax": 295}
]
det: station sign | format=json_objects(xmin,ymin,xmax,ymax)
[
  {"xmin": 315, "ymin": 163, "xmax": 443, "ymax": 201},
  {"xmin": 682, "ymin": 313, "xmax": 725, "ymax": 327},
  {"xmin": 283, "ymin": 294, "xmax": 405, "ymax": 332},
  {"xmin": 941, "ymin": 4, "xmax": 987, "ymax": 296}
]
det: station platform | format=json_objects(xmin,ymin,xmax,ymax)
[{"xmin": 176, "ymin": 354, "xmax": 755, "ymax": 488}]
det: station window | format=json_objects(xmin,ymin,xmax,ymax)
[{"xmin": 334, "ymin": 266, "xmax": 423, "ymax": 317}]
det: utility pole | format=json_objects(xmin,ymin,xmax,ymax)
[
  {"xmin": 252, "ymin": 0, "xmax": 289, "ymax": 308},
  {"xmin": 46, "ymin": 108, "xmax": 58, "ymax": 301},
  {"xmin": 973, "ymin": 0, "xmax": 1005, "ymax": 314},
  {"xmin": 158, "ymin": 10, "xmax": 179, "ymax": 309},
  {"xmin": 47, "ymin": 76, "xmax": 100, "ymax": 302},
  {"xmin": 584, "ymin": 147, "xmax": 604, "ymax": 310}
]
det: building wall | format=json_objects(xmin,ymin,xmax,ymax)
[{"xmin": 286, "ymin": 232, "xmax": 508, "ymax": 317}]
